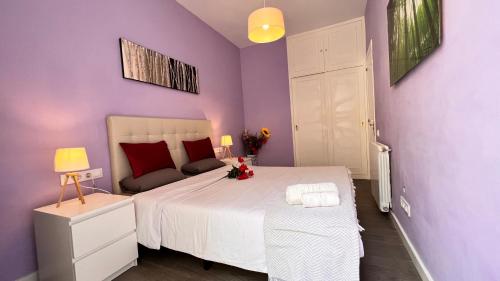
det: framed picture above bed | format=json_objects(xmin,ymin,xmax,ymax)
[
  {"xmin": 387, "ymin": 0, "xmax": 442, "ymax": 85},
  {"xmin": 119, "ymin": 38, "xmax": 200, "ymax": 94}
]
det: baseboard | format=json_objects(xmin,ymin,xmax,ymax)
[
  {"xmin": 16, "ymin": 272, "xmax": 37, "ymax": 281},
  {"xmin": 390, "ymin": 212, "xmax": 435, "ymax": 281},
  {"xmin": 15, "ymin": 260, "xmax": 136, "ymax": 281}
]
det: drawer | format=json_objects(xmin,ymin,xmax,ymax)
[
  {"xmin": 74, "ymin": 232, "xmax": 138, "ymax": 281},
  {"xmin": 71, "ymin": 203, "xmax": 135, "ymax": 259}
]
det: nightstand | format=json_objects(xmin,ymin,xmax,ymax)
[
  {"xmin": 221, "ymin": 157, "xmax": 254, "ymax": 166},
  {"xmin": 34, "ymin": 193, "xmax": 138, "ymax": 281}
]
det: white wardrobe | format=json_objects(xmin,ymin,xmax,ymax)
[{"xmin": 287, "ymin": 17, "xmax": 370, "ymax": 179}]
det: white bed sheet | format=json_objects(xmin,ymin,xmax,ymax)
[{"xmin": 133, "ymin": 165, "xmax": 360, "ymax": 273}]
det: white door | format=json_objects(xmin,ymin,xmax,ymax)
[
  {"xmin": 291, "ymin": 74, "xmax": 329, "ymax": 166},
  {"xmin": 324, "ymin": 67, "xmax": 368, "ymax": 177},
  {"xmin": 287, "ymin": 32, "xmax": 325, "ymax": 78},
  {"xmin": 324, "ymin": 19, "xmax": 366, "ymax": 72}
]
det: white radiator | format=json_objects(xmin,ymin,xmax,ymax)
[{"xmin": 370, "ymin": 142, "xmax": 392, "ymax": 212}]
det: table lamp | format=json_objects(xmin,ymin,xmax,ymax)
[
  {"xmin": 220, "ymin": 135, "xmax": 233, "ymax": 159},
  {"xmin": 54, "ymin": 147, "xmax": 90, "ymax": 207}
]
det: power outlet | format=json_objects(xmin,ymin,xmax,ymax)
[
  {"xmin": 400, "ymin": 196, "xmax": 411, "ymax": 217},
  {"xmin": 60, "ymin": 168, "xmax": 103, "ymax": 186}
]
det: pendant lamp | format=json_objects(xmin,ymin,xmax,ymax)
[{"xmin": 248, "ymin": 1, "xmax": 285, "ymax": 43}]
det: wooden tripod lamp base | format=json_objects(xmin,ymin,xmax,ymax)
[
  {"xmin": 56, "ymin": 173, "xmax": 86, "ymax": 208},
  {"xmin": 222, "ymin": 146, "xmax": 233, "ymax": 159}
]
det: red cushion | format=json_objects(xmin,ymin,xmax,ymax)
[
  {"xmin": 120, "ymin": 141, "xmax": 176, "ymax": 178},
  {"xmin": 182, "ymin": 137, "xmax": 216, "ymax": 162}
]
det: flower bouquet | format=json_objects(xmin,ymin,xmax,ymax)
[
  {"xmin": 227, "ymin": 156, "xmax": 254, "ymax": 180},
  {"xmin": 241, "ymin": 128, "xmax": 271, "ymax": 155}
]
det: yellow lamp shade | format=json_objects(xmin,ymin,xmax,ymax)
[
  {"xmin": 221, "ymin": 135, "xmax": 233, "ymax": 147},
  {"xmin": 248, "ymin": 7, "xmax": 285, "ymax": 43},
  {"xmin": 54, "ymin": 147, "xmax": 90, "ymax": 172}
]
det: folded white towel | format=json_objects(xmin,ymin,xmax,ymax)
[
  {"xmin": 286, "ymin": 183, "xmax": 338, "ymax": 205},
  {"xmin": 301, "ymin": 192, "xmax": 340, "ymax": 208}
]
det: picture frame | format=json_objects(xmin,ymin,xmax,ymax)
[
  {"xmin": 387, "ymin": 0, "xmax": 442, "ymax": 85},
  {"xmin": 119, "ymin": 38, "xmax": 200, "ymax": 94}
]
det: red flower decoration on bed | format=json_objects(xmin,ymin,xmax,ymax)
[
  {"xmin": 239, "ymin": 164, "xmax": 248, "ymax": 172},
  {"xmin": 227, "ymin": 157, "xmax": 254, "ymax": 180},
  {"xmin": 237, "ymin": 173, "xmax": 249, "ymax": 180}
]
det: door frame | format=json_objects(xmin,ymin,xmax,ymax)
[
  {"xmin": 366, "ymin": 40, "xmax": 377, "ymax": 141},
  {"xmin": 289, "ymin": 76, "xmax": 299, "ymax": 167},
  {"xmin": 365, "ymin": 40, "xmax": 377, "ymax": 180}
]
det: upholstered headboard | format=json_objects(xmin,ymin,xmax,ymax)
[{"xmin": 106, "ymin": 115, "xmax": 213, "ymax": 194}]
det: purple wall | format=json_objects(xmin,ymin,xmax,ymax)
[
  {"xmin": 365, "ymin": 1, "xmax": 500, "ymax": 280},
  {"xmin": 0, "ymin": 0, "xmax": 244, "ymax": 279},
  {"xmin": 240, "ymin": 39, "xmax": 294, "ymax": 166}
]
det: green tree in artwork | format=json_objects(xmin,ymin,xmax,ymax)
[
  {"xmin": 411, "ymin": 0, "xmax": 422, "ymax": 60},
  {"xmin": 387, "ymin": 0, "xmax": 441, "ymax": 85}
]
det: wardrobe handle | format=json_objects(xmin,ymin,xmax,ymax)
[
  {"xmin": 295, "ymin": 125, "xmax": 299, "ymax": 131},
  {"xmin": 368, "ymin": 119, "xmax": 375, "ymax": 127}
]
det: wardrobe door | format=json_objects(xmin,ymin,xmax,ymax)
[
  {"xmin": 324, "ymin": 19, "xmax": 366, "ymax": 72},
  {"xmin": 291, "ymin": 74, "xmax": 329, "ymax": 166},
  {"xmin": 287, "ymin": 31, "xmax": 325, "ymax": 78},
  {"xmin": 325, "ymin": 67, "xmax": 368, "ymax": 178}
]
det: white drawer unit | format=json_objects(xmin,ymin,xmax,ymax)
[
  {"xmin": 34, "ymin": 193, "xmax": 138, "ymax": 281},
  {"xmin": 74, "ymin": 233, "xmax": 137, "ymax": 281},
  {"xmin": 71, "ymin": 203, "xmax": 135, "ymax": 259}
]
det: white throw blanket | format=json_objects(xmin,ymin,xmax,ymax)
[
  {"xmin": 265, "ymin": 168, "xmax": 360, "ymax": 281},
  {"xmin": 286, "ymin": 182, "xmax": 339, "ymax": 205}
]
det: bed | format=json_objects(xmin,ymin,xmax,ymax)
[{"xmin": 107, "ymin": 115, "xmax": 363, "ymax": 280}]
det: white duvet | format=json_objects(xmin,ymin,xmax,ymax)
[{"xmin": 133, "ymin": 165, "xmax": 361, "ymax": 273}]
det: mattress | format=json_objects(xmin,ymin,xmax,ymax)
[{"xmin": 133, "ymin": 165, "xmax": 361, "ymax": 273}]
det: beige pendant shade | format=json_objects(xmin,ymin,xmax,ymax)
[{"xmin": 248, "ymin": 7, "xmax": 285, "ymax": 43}]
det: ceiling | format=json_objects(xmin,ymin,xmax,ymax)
[{"xmin": 176, "ymin": 0, "xmax": 367, "ymax": 48}]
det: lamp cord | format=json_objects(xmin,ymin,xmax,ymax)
[
  {"xmin": 80, "ymin": 184, "xmax": 111, "ymax": 194},
  {"xmin": 80, "ymin": 174, "xmax": 111, "ymax": 194}
]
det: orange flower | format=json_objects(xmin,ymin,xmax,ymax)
[{"xmin": 261, "ymin": 128, "xmax": 271, "ymax": 138}]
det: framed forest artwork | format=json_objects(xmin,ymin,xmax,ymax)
[
  {"xmin": 387, "ymin": 0, "xmax": 442, "ymax": 85},
  {"xmin": 119, "ymin": 38, "xmax": 200, "ymax": 94}
]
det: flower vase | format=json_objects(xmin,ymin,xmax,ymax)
[{"xmin": 246, "ymin": 154, "xmax": 257, "ymax": 166}]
